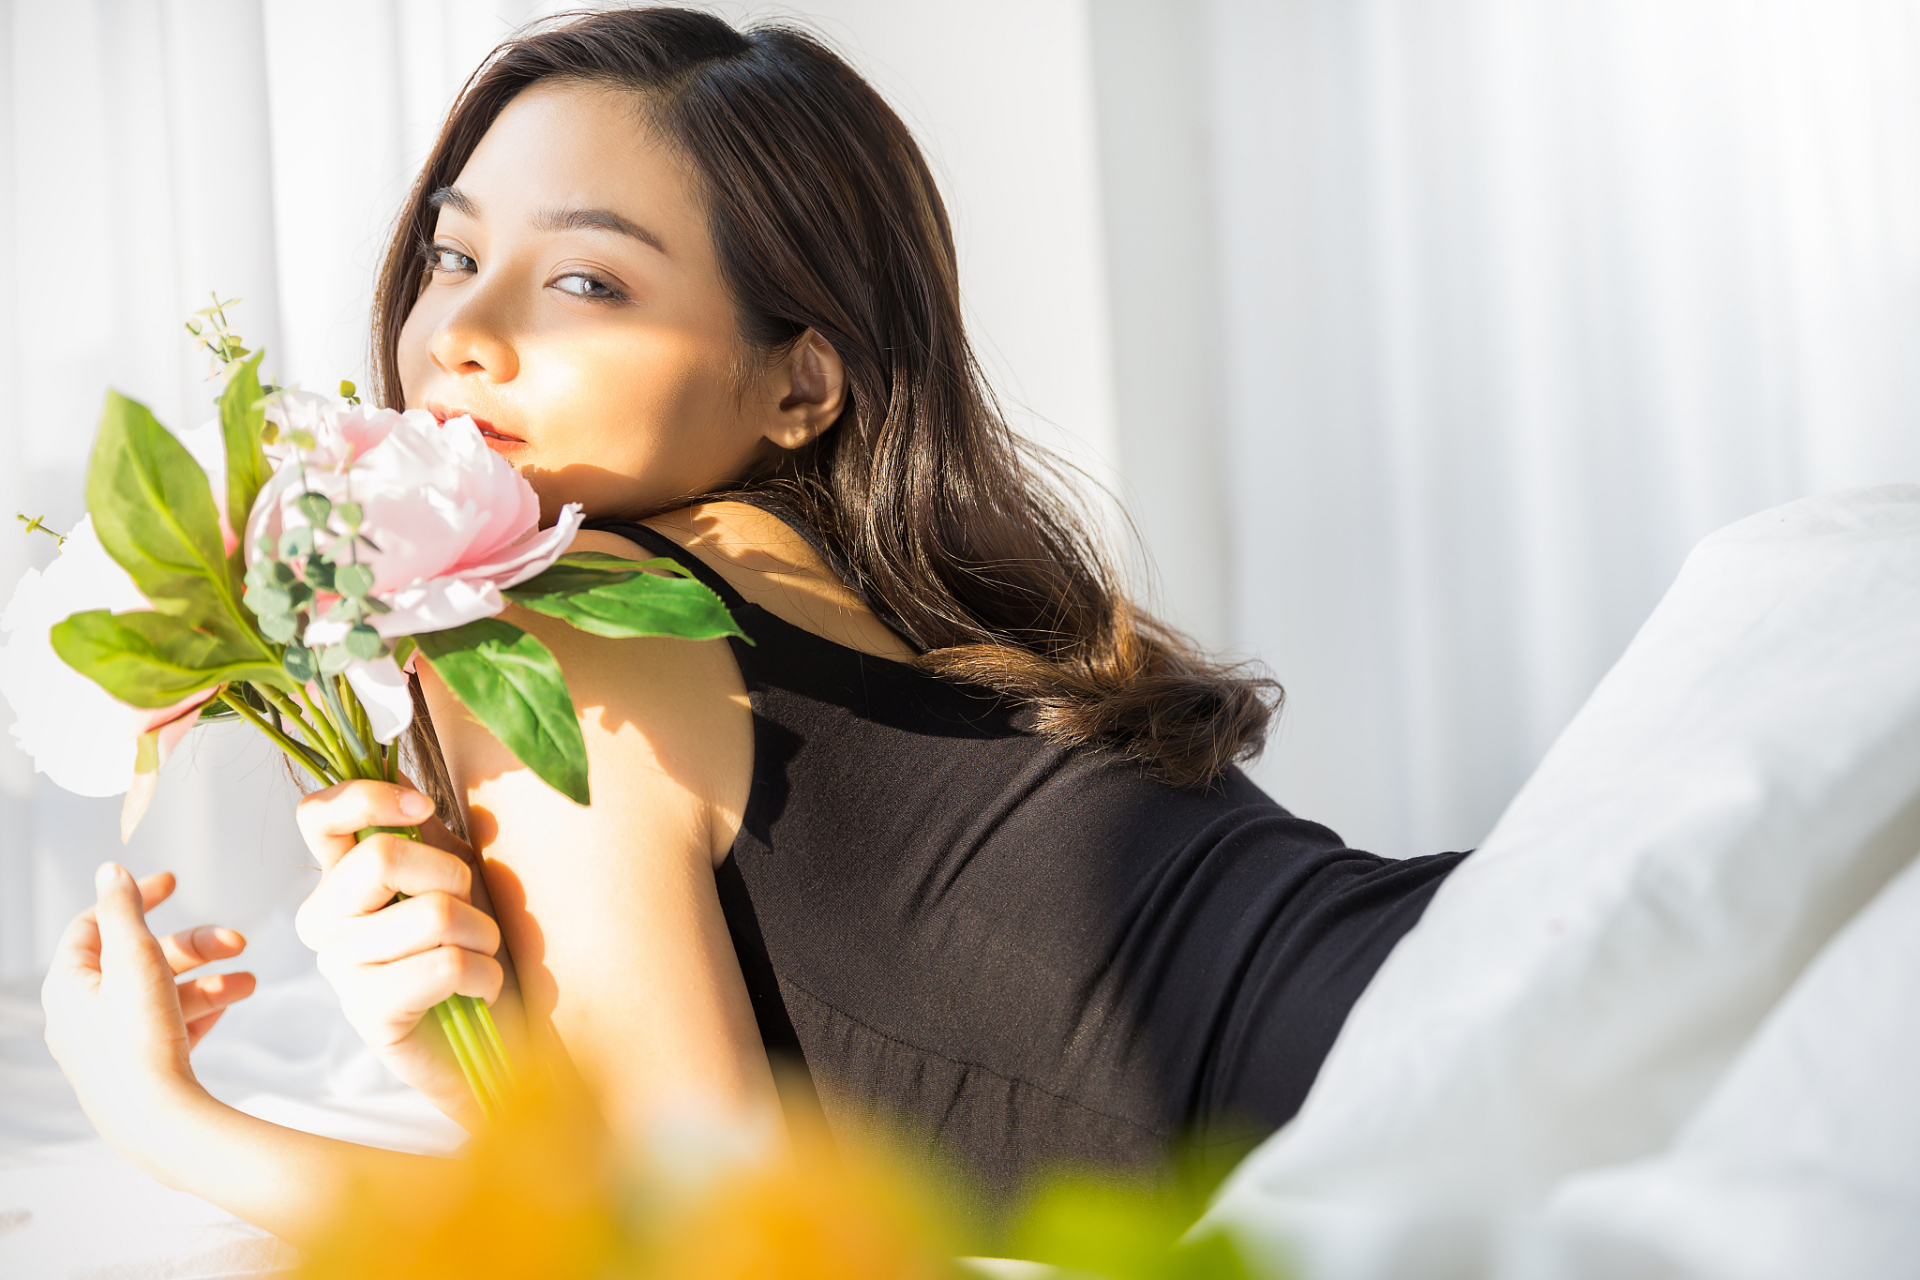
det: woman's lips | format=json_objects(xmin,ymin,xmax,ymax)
[{"xmin": 429, "ymin": 405, "xmax": 527, "ymax": 455}]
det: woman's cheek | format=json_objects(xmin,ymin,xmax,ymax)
[{"xmin": 395, "ymin": 320, "xmax": 444, "ymax": 409}]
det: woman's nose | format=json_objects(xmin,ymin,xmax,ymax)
[{"xmin": 428, "ymin": 289, "xmax": 521, "ymax": 384}]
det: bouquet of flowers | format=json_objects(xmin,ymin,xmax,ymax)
[{"xmin": 0, "ymin": 300, "xmax": 745, "ymax": 1118}]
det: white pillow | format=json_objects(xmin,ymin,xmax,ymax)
[
  {"xmin": 1204, "ymin": 485, "xmax": 1920, "ymax": 1280},
  {"xmin": 1542, "ymin": 847, "xmax": 1920, "ymax": 1279}
]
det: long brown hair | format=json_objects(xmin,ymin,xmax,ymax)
[{"xmin": 374, "ymin": 6, "xmax": 1277, "ymax": 793}]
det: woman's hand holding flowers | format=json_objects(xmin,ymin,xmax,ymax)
[
  {"xmin": 41, "ymin": 865, "xmax": 256, "ymax": 1179},
  {"xmin": 294, "ymin": 780, "xmax": 512, "ymax": 1131}
]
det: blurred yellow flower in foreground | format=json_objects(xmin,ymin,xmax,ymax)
[
  {"xmin": 297, "ymin": 1086, "xmax": 624, "ymax": 1280},
  {"xmin": 296, "ymin": 1072, "xmax": 1261, "ymax": 1280},
  {"xmin": 297, "ymin": 1083, "xmax": 965, "ymax": 1280},
  {"xmin": 648, "ymin": 1106, "xmax": 962, "ymax": 1280}
]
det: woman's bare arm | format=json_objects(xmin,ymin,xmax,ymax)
[
  {"xmin": 131, "ymin": 1086, "xmax": 455, "ymax": 1243},
  {"xmin": 41, "ymin": 863, "xmax": 457, "ymax": 1244},
  {"xmin": 419, "ymin": 569, "xmax": 776, "ymax": 1137}
]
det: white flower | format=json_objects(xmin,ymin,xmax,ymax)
[
  {"xmin": 342, "ymin": 654, "xmax": 413, "ymax": 745},
  {"xmin": 0, "ymin": 518, "xmax": 211, "ymax": 797}
]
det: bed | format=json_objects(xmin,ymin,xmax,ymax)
[{"xmin": 4, "ymin": 487, "xmax": 1916, "ymax": 1280}]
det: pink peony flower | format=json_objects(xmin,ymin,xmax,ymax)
[
  {"xmin": 245, "ymin": 400, "xmax": 582, "ymax": 743},
  {"xmin": 248, "ymin": 406, "xmax": 583, "ymax": 643},
  {"xmin": 264, "ymin": 389, "xmax": 397, "ymax": 470},
  {"xmin": 0, "ymin": 517, "xmax": 215, "ymax": 798}
]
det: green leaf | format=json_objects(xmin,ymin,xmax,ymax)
[
  {"xmin": 196, "ymin": 699, "xmax": 239, "ymax": 724},
  {"xmin": 87, "ymin": 392, "xmax": 250, "ymax": 638},
  {"xmin": 51, "ymin": 610, "xmax": 285, "ymax": 708},
  {"xmin": 245, "ymin": 581, "xmax": 292, "ymax": 616},
  {"xmin": 415, "ymin": 618, "xmax": 589, "ymax": 805},
  {"xmin": 502, "ymin": 554, "xmax": 750, "ymax": 643},
  {"xmin": 335, "ymin": 562, "xmax": 374, "ymax": 599},
  {"xmin": 283, "ymin": 644, "xmax": 317, "ymax": 683},
  {"xmin": 296, "ymin": 492, "xmax": 332, "ymax": 525},
  {"xmin": 1000, "ymin": 1174, "xmax": 1254, "ymax": 1280},
  {"xmin": 217, "ymin": 351, "xmax": 271, "ymax": 549}
]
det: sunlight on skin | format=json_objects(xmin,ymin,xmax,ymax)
[
  {"xmin": 396, "ymin": 79, "xmax": 842, "ymax": 523},
  {"xmin": 388, "ymin": 80, "xmax": 894, "ymax": 1143},
  {"xmin": 41, "ymin": 77, "xmax": 915, "ymax": 1243},
  {"xmin": 394, "ymin": 79, "xmax": 911, "ymax": 652}
]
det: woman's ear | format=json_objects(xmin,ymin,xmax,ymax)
[{"xmin": 763, "ymin": 329, "xmax": 847, "ymax": 450}]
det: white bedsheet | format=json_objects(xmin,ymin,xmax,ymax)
[
  {"xmin": 1205, "ymin": 485, "xmax": 1920, "ymax": 1279},
  {"xmin": 0, "ymin": 909, "xmax": 464, "ymax": 1279}
]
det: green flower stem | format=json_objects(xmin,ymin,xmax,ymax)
[
  {"xmin": 432, "ymin": 1001, "xmax": 501, "ymax": 1123},
  {"xmin": 219, "ymin": 688, "xmax": 340, "ymax": 784},
  {"xmin": 448, "ymin": 996, "xmax": 513, "ymax": 1117},
  {"xmin": 341, "ymin": 674, "xmax": 374, "ymax": 757},
  {"xmin": 463, "ymin": 992, "xmax": 518, "ymax": 1088},
  {"xmin": 314, "ymin": 675, "xmax": 371, "ymax": 766},
  {"xmin": 261, "ymin": 684, "xmax": 348, "ymax": 779},
  {"xmin": 438, "ymin": 998, "xmax": 490, "ymax": 1108},
  {"xmin": 291, "ymin": 684, "xmax": 355, "ymax": 779},
  {"xmin": 449, "ymin": 995, "xmax": 511, "ymax": 1114},
  {"xmin": 258, "ymin": 685, "xmax": 322, "ymax": 743},
  {"xmin": 285, "ymin": 683, "xmax": 342, "ymax": 767}
]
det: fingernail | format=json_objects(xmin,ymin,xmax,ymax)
[
  {"xmin": 95, "ymin": 862, "xmax": 124, "ymax": 892},
  {"xmin": 400, "ymin": 791, "xmax": 435, "ymax": 819}
]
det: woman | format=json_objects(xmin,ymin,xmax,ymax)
[{"xmin": 42, "ymin": 7, "xmax": 1463, "ymax": 1233}]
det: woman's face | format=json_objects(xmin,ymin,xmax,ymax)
[{"xmin": 397, "ymin": 80, "xmax": 833, "ymax": 523}]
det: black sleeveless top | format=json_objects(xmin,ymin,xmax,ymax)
[{"xmin": 588, "ymin": 519, "xmax": 1466, "ymax": 1196}]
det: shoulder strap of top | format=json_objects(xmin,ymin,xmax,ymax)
[{"xmin": 580, "ymin": 518, "xmax": 750, "ymax": 612}]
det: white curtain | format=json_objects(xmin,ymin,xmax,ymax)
[
  {"xmin": 1205, "ymin": 0, "xmax": 1920, "ymax": 855},
  {"xmin": 5, "ymin": 0, "xmax": 1919, "ymax": 974}
]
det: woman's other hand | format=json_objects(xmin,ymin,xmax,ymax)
[
  {"xmin": 42, "ymin": 864, "xmax": 256, "ymax": 1167},
  {"xmin": 293, "ymin": 780, "xmax": 506, "ymax": 1130}
]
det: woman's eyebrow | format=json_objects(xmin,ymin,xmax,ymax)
[
  {"xmin": 428, "ymin": 186, "xmax": 479, "ymax": 218},
  {"xmin": 532, "ymin": 207, "xmax": 667, "ymax": 255},
  {"xmin": 427, "ymin": 186, "xmax": 665, "ymax": 255}
]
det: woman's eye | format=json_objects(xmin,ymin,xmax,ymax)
[
  {"xmin": 552, "ymin": 272, "xmax": 626, "ymax": 302},
  {"xmin": 428, "ymin": 245, "xmax": 475, "ymax": 274}
]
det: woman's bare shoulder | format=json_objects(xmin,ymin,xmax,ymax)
[
  {"xmin": 588, "ymin": 501, "xmax": 916, "ymax": 662},
  {"xmin": 420, "ymin": 519, "xmax": 759, "ymax": 873}
]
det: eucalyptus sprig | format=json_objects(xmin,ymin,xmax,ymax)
[{"xmin": 184, "ymin": 292, "xmax": 252, "ymax": 378}]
